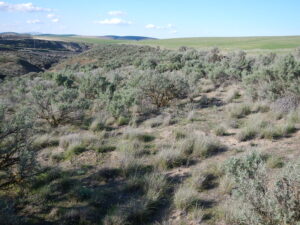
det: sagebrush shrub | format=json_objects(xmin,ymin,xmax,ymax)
[
  {"xmin": 224, "ymin": 151, "xmax": 300, "ymax": 225},
  {"xmin": 139, "ymin": 71, "xmax": 190, "ymax": 108}
]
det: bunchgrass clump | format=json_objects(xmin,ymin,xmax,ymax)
[
  {"xmin": 173, "ymin": 129, "xmax": 187, "ymax": 140},
  {"xmin": 63, "ymin": 144, "xmax": 87, "ymax": 160},
  {"xmin": 118, "ymin": 152, "xmax": 148, "ymax": 177},
  {"xmin": 266, "ymin": 155, "xmax": 285, "ymax": 168},
  {"xmin": 117, "ymin": 116, "xmax": 130, "ymax": 126},
  {"xmin": 238, "ymin": 115, "xmax": 297, "ymax": 141},
  {"xmin": 174, "ymin": 184, "xmax": 199, "ymax": 211},
  {"xmin": 124, "ymin": 129, "xmax": 155, "ymax": 143},
  {"xmin": 96, "ymin": 145, "xmax": 116, "ymax": 153},
  {"xmin": 89, "ymin": 118, "xmax": 106, "ymax": 132},
  {"xmin": 237, "ymin": 126, "xmax": 258, "ymax": 141},
  {"xmin": 31, "ymin": 168, "xmax": 63, "ymax": 189},
  {"xmin": 192, "ymin": 135, "xmax": 226, "ymax": 158},
  {"xmin": 225, "ymin": 89, "xmax": 240, "ymax": 103},
  {"xmin": 190, "ymin": 164, "xmax": 223, "ymax": 191},
  {"xmin": 33, "ymin": 134, "xmax": 59, "ymax": 149},
  {"xmin": 156, "ymin": 148, "xmax": 187, "ymax": 170},
  {"xmin": 119, "ymin": 140, "xmax": 149, "ymax": 158},
  {"xmin": 213, "ymin": 126, "xmax": 227, "ymax": 136},
  {"xmin": 227, "ymin": 104, "xmax": 251, "ymax": 119}
]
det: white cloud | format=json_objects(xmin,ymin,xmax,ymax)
[
  {"xmin": 108, "ymin": 10, "xmax": 126, "ymax": 16},
  {"xmin": 166, "ymin": 24, "xmax": 175, "ymax": 29},
  {"xmin": 170, "ymin": 30, "xmax": 178, "ymax": 34},
  {"xmin": 47, "ymin": 14, "xmax": 56, "ymax": 18},
  {"xmin": 145, "ymin": 24, "xmax": 156, "ymax": 29},
  {"xmin": 145, "ymin": 23, "xmax": 175, "ymax": 30},
  {"xmin": 26, "ymin": 19, "xmax": 41, "ymax": 24},
  {"xmin": 95, "ymin": 18, "xmax": 132, "ymax": 25},
  {"xmin": 51, "ymin": 18, "xmax": 59, "ymax": 23},
  {"xmin": 0, "ymin": 2, "xmax": 51, "ymax": 12},
  {"xmin": 47, "ymin": 14, "xmax": 60, "ymax": 23}
]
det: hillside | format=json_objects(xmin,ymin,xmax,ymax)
[
  {"xmin": 37, "ymin": 35, "xmax": 300, "ymax": 52},
  {"xmin": 1, "ymin": 43, "xmax": 300, "ymax": 225},
  {"xmin": 0, "ymin": 37, "xmax": 90, "ymax": 78}
]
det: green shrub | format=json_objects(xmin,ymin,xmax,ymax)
[
  {"xmin": 54, "ymin": 73, "xmax": 74, "ymax": 88},
  {"xmin": 108, "ymin": 87, "xmax": 137, "ymax": 117},
  {"xmin": 139, "ymin": 72, "xmax": 190, "ymax": 108},
  {"xmin": 224, "ymin": 152, "xmax": 300, "ymax": 225},
  {"xmin": 79, "ymin": 73, "xmax": 111, "ymax": 99},
  {"xmin": 0, "ymin": 106, "xmax": 36, "ymax": 188},
  {"xmin": 244, "ymin": 54, "xmax": 300, "ymax": 101},
  {"xmin": 31, "ymin": 169, "xmax": 62, "ymax": 189},
  {"xmin": 30, "ymin": 81, "xmax": 89, "ymax": 126},
  {"xmin": 72, "ymin": 186, "xmax": 92, "ymax": 201}
]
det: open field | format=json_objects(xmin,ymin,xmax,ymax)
[
  {"xmin": 138, "ymin": 36, "xmax": 300, "ymax": 50},
  {"xmin": 35, "ymin": 35, "xmax": 300, "ymax": 52}
]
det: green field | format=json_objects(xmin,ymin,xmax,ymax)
[
  {"xmin": 36, "ymin": 35, "xmax": 300, "ymax": 52},
  {"xmin": 139, "ymin": 36, "xmax": 300, "ymax": 50}
]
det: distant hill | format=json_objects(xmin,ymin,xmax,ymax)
[
  {"xmin": 0, "ymin": 32, "xmax": 31, "ymax": 39},
  {"xmin": 100, "ymin": 35, "xmax": 156, "ymax": 41},
  {"xmin": 36, "ymin": 34, "xmax": 78, "ymax": 37}
]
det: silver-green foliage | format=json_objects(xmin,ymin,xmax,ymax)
[
  {"xmin": 0, "ymin": 105, "xmax": 35, "ymax": 188},
  {"xmin": 225, "ymin": 151, "xmax": 300, "ymax": 225},
  {"xmin": 244, "ymin": 54, "xmax": 300, "ymax": 101},
  {"xmin": 139, "ymin": 71, "xmax": 190, "ymax": 108},
  {"xmin": 30, "ymin": 81, "xmax": 89, "ymax": 126}
]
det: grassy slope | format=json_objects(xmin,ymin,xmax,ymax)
[
  {"xmin": 138, "ymin": 36, "xmax": 300, "ymax": 51},
  {"xmin": 36, "ymin": 35, "xmax": 300, "ymax": 52}
]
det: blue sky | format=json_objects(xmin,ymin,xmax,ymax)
[{"xmin": 0, "ymin": 0, "xmax": 299, "ymax": 38}]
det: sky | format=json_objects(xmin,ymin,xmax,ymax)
[{"xmin": 0, "ymin": 0, "xmax": 299, "ymax": 39}]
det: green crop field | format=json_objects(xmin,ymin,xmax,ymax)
[
  {"xmin": 138, "ymin": 36, "xmax": 300, "ymax": 51},
  {"xmin": 36, "ymin": 35, "xmax": 300, "ymax": 52}
]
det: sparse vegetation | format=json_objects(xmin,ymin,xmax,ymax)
[{"xmin": 2, "ymin": 37, "xmax": 300, "ymax": 225}]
